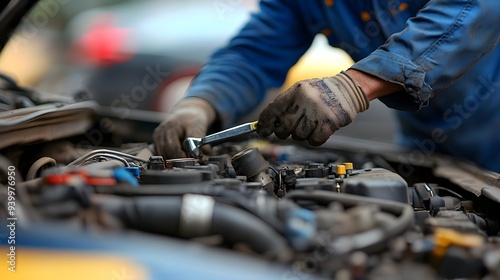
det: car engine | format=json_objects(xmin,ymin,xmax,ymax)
[{"xmin": 1, "ymin": 99, "xmax": 500, "ymax": 280}]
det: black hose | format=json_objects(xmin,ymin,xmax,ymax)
[
  {"xmin": 211, "ymin": 202, "xmax": 290, "ymax": 260},
  {"xmin": 94, "ymin": 184, "xmax": 285, "ymax": 232},
  {"xmin": 95, "ymin": 195, "xmax": 291, "ymax": 260},
  {"xmin": 0, "ymin": 73, "xmax": 18, "ymax": 88},
  {"xmin": 95, "ymin": 184, "xmax": 225, "ymax": 197},
  {"xmin": 285, "ymin": 190, "xmax": 414, "ymax": 254},
  {"xmin": 433, "ymin": 186, "xmax": 463, "ymax": 199}
]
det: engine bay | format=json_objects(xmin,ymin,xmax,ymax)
[{"xmin": 2, "ymin": 101, "xmax": 500, "ymax": 279}]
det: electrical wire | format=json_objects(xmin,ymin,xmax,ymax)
[
  {"xmin": 67, "ymin": 149, "xmax": 148, "ymax": 167},
  {"xmin": 79, "ymin": 154, "xmax": 130, "ymax": 167}
]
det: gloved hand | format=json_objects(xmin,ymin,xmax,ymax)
[
  {"xmin": 153, "ymin": 98, "xmax": 216, "ymax": 159},
  {"xmin": 257, "ymin": 71, "xmax": 369, "ymax": 146}
]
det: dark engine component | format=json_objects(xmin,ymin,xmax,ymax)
[
  {"xmin": 140, "ymin": 169, "xmax": 205, "ymax": 184},
  {"xmin": 343, "ymin": 168, "xmax": 409, "ymax": 203},
  {"xmin": 147, "ymin": 155, "xmax": 165, "ymax": 170},
  {"xmin": 231, "ymin": 148, "xmax": 274, "ymax": 194}
]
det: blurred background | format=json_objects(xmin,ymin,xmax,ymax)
[{"xmin": 0, "ymin": 0, "xmax": 397, "ymax": 143}]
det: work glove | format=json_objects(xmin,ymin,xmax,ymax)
[
  {"xmin": 153, "ymin": 98, "xmax": 216, "ymax": 159},
  {"xmin": 257, "ymin": 71, "xmax": 369, "ymax": 146}
]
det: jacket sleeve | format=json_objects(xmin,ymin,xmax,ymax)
[
  {"xmin": 350, "ymin": 0, "xmax": 500, "ymax": 111},
  {"xmin": 183, "ymin": 0, "xmax": 315, "ymax": 128}
]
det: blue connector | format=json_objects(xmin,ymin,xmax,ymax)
[
  {"xmin": 114, "ymin": 168, "xmax": 139, "ymax": 187},
  {"xmin": 285, "ymin": 208, "xmax": 316, "ymax": 250}
]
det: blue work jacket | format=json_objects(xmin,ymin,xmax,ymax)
[{"xmin": 185, "ymin": 0, "xmax": 500, "ymax": 172}]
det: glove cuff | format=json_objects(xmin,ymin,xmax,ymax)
[
  {"xmin": 174, "ymin": 97, "xmax": 217, "ymax": 125},
  {"xmin": 338, "ymin": 71, "xmax": 370, "ymax": 113}
]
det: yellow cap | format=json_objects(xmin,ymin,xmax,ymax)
[
  {"xmin": 343, "ymin": 162, "xmax": 354, "ymax": 170},
  {"xmin": 337, "ymin": 164, "xmax": 346, "ymax": 175},
  {"xmin": 432, "ymin": 228, "xmax": 484, "ymax": 258}
]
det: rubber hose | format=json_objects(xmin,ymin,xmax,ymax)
[
  {"xmin": 94, "ymin": 184, "xmax": 286, "ymax": 233},
  {"xmin": 210, "ymin": 202, "xmax": 290, "ymax": 259},
  {"xmin": 98, "ymin": 196, "xmax": 290, "ymax": 260}
]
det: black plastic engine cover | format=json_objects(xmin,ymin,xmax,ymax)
[{"xmin": 343, "ymin": 168, "xmax": 409, "ymax": 203}]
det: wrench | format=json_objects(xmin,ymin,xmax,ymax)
[{"xmin": 183, "ymin": 121, "xmax": 258, "ymax": 158}]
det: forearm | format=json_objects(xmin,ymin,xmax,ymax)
[{"xmin": 346, "ymin": 69, "xmax": 403, "ymax": 101}]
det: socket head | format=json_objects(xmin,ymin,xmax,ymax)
[{"xmin": 183, "ymin": 137, "xmax": 202, "ymax": 158}]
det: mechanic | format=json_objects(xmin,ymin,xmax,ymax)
[{"xmin": 154, "ymin": 0, "xmax": 500, "ymax": 172}]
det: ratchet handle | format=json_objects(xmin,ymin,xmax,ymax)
[{"xmin": 202, "ymin": 121, "xmax": 258, "ymax": 145}]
